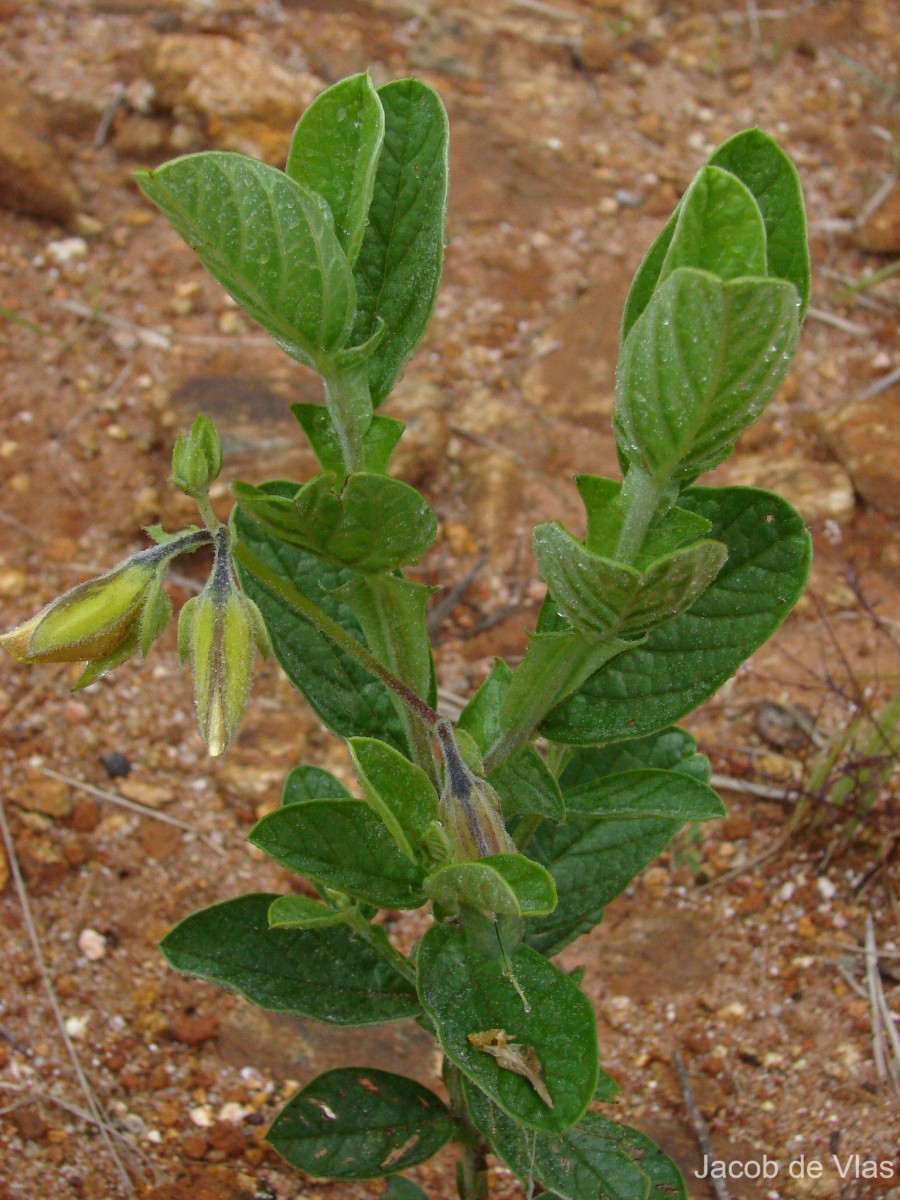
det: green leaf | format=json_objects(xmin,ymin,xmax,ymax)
[
  {"xmin": 267, "ymin": 894, "xmax": 351, "ymax": 930},
  {"xmin": 425, "ymin": 854, "xmax": 557, "ymax": 917},
  {"xmin": 418, "ymin": 923, "xmax": 598, "ymax": 1133},
  {"xmin": 350, "ymin": 79, "xmax": 449, "ymax": 407},
  {"xmin": 500, "ymin": 633, "xmax": 629, "ymax": 741},
  {"xmin": 709, "ymin": 127, "xmax": 810, "ymax": 316},
  {"xmin": 283, "ymin": 765, "xmax": 352, "ymax": 804},
  {"xmin": 160, "ymin": 894, "xmax": 419, "ymax": 1025},
  {"xmin": 526, "ymin": 816, "xmax": 682, "ymax": 956},
  {"xmin": 492, "ymin": 748, "xmax": 566, "ymax": 822},
  {"xmin": 614, "ymin": 268, "xmax": 800, "ymax": 487},
  {"xmin": 285, "ymin": 72, "xmax": 385, "ymax": 266},
  {"xmin": 233, "ymin": 489, "xmax": 408, "ymax": 753},
  {"xmin": 561, "ymin": 767, "xmax": 724, "ymax": 821},
  {"xmin": 458, "ymin": 661, "xmax": 564, "ymax": 821},
  {"xmin": 467, "ymin": 1087, "xmax": 686, "ymax": 1200},
  {"xmin": 292, "ymin": 404, "xmax": 404, "ymax": 476},
  {"xmin": 620, "ymin": 210, "xmax": 678, "ymax": 344},
  {"xmin": 657, "ymin": 165, "xmax": 767, "ymax": 285},
  {"xmin": 621, "ymin": 127, "xmax": 809, "ymax": 339},
  {"xmin": 349, "ymin": 737, "xmax": 439, "ymax": 857},
  {"xmin": 266, "ymin": 1068, "xmax": 453, "ymax": 1179},
  {"xmin": 577, "ymin": 475, "xmax": 712, "ymax": 566},
  {"xmin": 233, "ymin": 472, "xmax": 437, "ymax": 573},
  {"xmin": 559, "ymin": 727, "xmax": 711, "ymax": 791},
  {"xmin": 250, "ymin": 800, "xmax": 426, "ymax": 908},
  {"xmin": 135, "ymin": 153, "xmax": 355, "ymax": 363},
  {"xmin": 337, "ymin": 573, "xmax": 437, "ymax": 713},
  {"xmin": 534, "ymin": 521, "xmax": 728, "ymax": 638},
  {"xmin": 541, "ymin": 486, "xmax": 811, "ymax": 744},
  {"xmin": 383, "ymin": 1178, "xmax": 429, "ymax": 1200}
]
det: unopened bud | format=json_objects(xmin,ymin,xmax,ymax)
[
  {"xmin": 1, "ymin": 529, "xmax": 210, "ymax": 687},
  {"xmin": 181, "ymin": 530, "xmax": 269, "ymax": 756},
  {"xmin": 171, "ymin": 413, "xmax": 222, "ymax": 499},
  {"xmin": 436, "ymin": 721, "xmax": 515, "ymax": 861},
  {"xmin": 0, "ymin": 556, "xmax": 162, "ymax": 689}
]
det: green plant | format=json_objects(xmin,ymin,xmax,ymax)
[{"xmin": 2, "ymin": 74, "xmax": 812, "ymax": 1198}]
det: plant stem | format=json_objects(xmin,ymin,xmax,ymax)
[
  {"xmin": 195, "ymin": 493, "xmax": 222, "ymax": 533},
  {"xmin": 444, "ymin": 1062, "xmax": 490, "ymax": 1200},
  {"xmin": 459, "ymin": 1142, "xmax": 490, "ymax": 1200},
  {"xmin": 613, "ymin": 466, "xmax": 666, "ymax": 564},
  {"xmin": 322, "ymin": 362, "xmax": 370, "ymax": 475},
  {"xmin": 231, "ymin": 540, "xmax": 440, "ymax": 731},
  {"xmin": 344, "ymin": 909, "xmax": 418, "ymax": 986}
]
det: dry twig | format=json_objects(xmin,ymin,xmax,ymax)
[
  {"xmin": 37, "ymin": 767, "xmax": 227, "ymax": 856},
  {"xmin": 673, "ymin": 1051, "xmax": 731, "ymax": 1200},
  {"xmin": 865, "ymin": 914, "xmax": 900, "ymax": 1099},
  {"xmin": 0, "ymin": 799, "xmax": 136, "ymax": 1196}
]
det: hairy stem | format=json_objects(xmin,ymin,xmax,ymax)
[
  {"xmin": 613, "ymin": 466, "xmax": 667, "ymax": 564},
  {"xmin": 344, "ymin": 909, "xmax": 417, "ymax": 986},
  {"xmin": 444, "ymin": 1062, "xmax": 491, "ymax": 1200},
  {"xmin": 231, "ymin": 541, "xmax": 440, "ymax": 731},
  {"xmin": 322, "ymin": 362, "xmax": 370, "ymax": 475}
]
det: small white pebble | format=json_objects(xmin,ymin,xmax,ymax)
[
  {"xmin": 64, "ymin": 1014, "xmax": 90, "ymax": 1040},
  {"xmin": 189, "ymin": 1105, "xmax": 214, "ymax": 1128},
  {"xmin": 78, "ymin": 928, "xmax": 107, "ymax": 961},
  {"xmin": 219, "ymin": 1101, "xmax": 251, "ymax": 1123},
  {"xmin": 816, "ymin": 876, "xmax": 837, "ymax": 901},
  {"xmin": 46, "ymin": 237, "xmax": 88, "ymax": 266}
]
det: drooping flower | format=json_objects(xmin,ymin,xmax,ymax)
[{"xmin": 178, "ymin": 529, "xmax": 271, "ymax": 756}]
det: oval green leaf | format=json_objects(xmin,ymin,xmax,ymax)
[
  {"xmin": 418, "ymin": 923, "xmax": 598, "ymax": 1133},
  {"xmin": 250, "ymin": 800, "xmax": 426, "ymax": 909},
  {"xmin": 267, "ymin": 1067, "xmax": 453, "ymax": 1179},
  {"xmin": 160, "ymin": 894, "xmax": 419, "ymax": 1025},
  {"xmin": 135, "ymin": 153, "xmax": 355, "ymax": 362}
]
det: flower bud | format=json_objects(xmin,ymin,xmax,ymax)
[
  {"xmin": 436, "ymin": 721, "xmax": 516, "ymax": 861},
  {"xmin": 1, "ymin": 557, "xmax": 157, "ymax": 667},
  {"xmin": 171, "ymin": 413, "xmax": 222, "ymax": 499},
  {"xmin": 181, "ymin": 531, "xmax": 270, "ymax": 756}
]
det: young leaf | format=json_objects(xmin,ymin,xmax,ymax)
[
  {"xmin": 266, "ymin": 1068, "xmax": 453, "ymax": 1179},
  {"xmin": 467, "ymin": 1086, "xmax": 687, "ymax": 1200},
  {"xmin": 560, "ymin": 767, "xmax": 724, "ymax": 821},
  {"xmin": 621, "ymin": 126, "xmax": 808, "ymax": 338},
  {"xmin": 233, "ymin": 472, "xmax": 437, "ymax": 573},
  {"xmin": 349, "ymin": 737, "xmax": 439, "ymax": 854},
  {"xmin": 267, "ymin": 894, "xmax": 351, "ymax": 930},
  {"xmin": 541, "ymin": 486, "xmax": 811, "ymax": 744},
  {"xmin": 709, "ymin": 127, "xmax": 810, "ymax": 316},
  {"xmin": 424, "ymin": 854, "xmax": 557, "ymax": 917},
  {"xmin": 576, "ymin": 474, "xmax": 712, "ymax": 566},
  {"xmin": 292, "ymin": 404, "xmax": 404, "ymax": 476},
  {"xmin": 558, "ymin": 727, "xmax": 711, "ymax": 791},
  {"xmin": 283, "ymin": 764, "xmax": 352, "ymax": 804},
  {"xmin": 135, "ymin": 153, "xmax": 355, "ymax": 364},
  {"xmin": 160, "ymin": 894, "xmax": 419, "ymax": 1025},
  {"xmin": 250, "ymin": 800, "xmax": 427, "ymax": 908},
  {"xmin": 233, "ymin": 491, "xmax": 409, "ymax": 753},
  {"xmin": 418, "ymin": 923, "xmax": 598, "ymax": 1133},
  {"xmin": 285, "ymin": 72, "xmax": 385, "ymax": 266},
  {"xmin": 350, "ymin": 79, "xmax": 449, "ymax": 407},
  {"xmin": 614, "ymin": 268, "xmax": 800, "ymax": 487},
  {"xmin": 525, "ymin": 817, "xmax": 683, "ymax": 956},
  {"xmin": 656, "ymin": 165, "xmax": 767, "ymax": 285},
  {"xmin": 533, "ymin": 522, "xmax": 728, "ymax": 639}
]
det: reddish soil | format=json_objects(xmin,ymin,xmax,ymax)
[{"xmin": 0, "ymin": 1, "xmax": 898, "ymax": 1199}]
